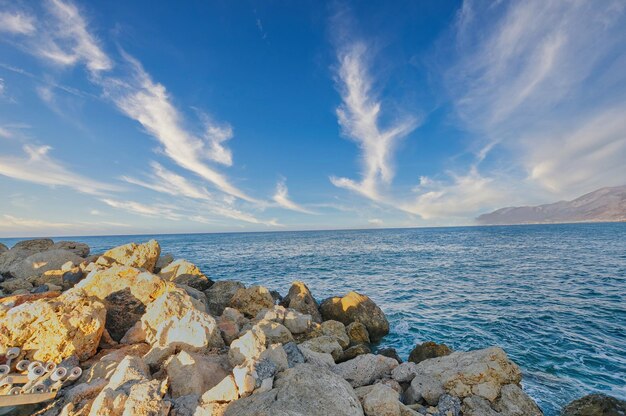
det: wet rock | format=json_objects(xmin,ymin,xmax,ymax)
[
  {"xmin": 159, "ymin": 259, "xmax": 213, "ymax": 291},
  {"xmin": 8, "ymin": 249, "xmax": 84, "ymax": 280},
  {"xmin": 205, "ymin": 280, "xmax": 245, "ymax": 316},
  {"xmin": 347, "ymin": 321, "xmax": 370, "ymax": 345},
  {"xmin": 229, "ymin": 285, "xmax": 275, "ymax": 317},
  {"xmin": 165, "ymin": 350, "xmax": 230, "ymax": 398},
  {"xmin": 53, "ymin": 241, "xmax": 90, "ymax": 257},
  {"xmin": 408, "ymin": 347, "xmax": 522, "ymax": 406},
  {"xmin": 408, "ymin": 341, "xmax": 452, "ymax": 364},
  {"xmin": 561, "ymin": 393, "xmax": 626, "ymax": 416},
  {"xmin": 320, "ymin": 291, "xmax": 390, "ymax": 342},
  {"xmin": 379, "ymin": 347, "xmax": 402, "ymax": 363},
  {"xmin": 280, "ymin": 281, "xmax": 322, "ymax": 323},
  {"xmin": 223, "ymin": 364, "xmax": 364, "ymax": 416},
  {"xmin": 0, "ymin": 288, "xmax": 106, "ymax": 362},
  {"xmin": 101, "ymin": 239, "xmax": 161, "ymax": 272}
]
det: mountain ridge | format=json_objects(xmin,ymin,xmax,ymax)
[{"xmin": 476, "ymin": 185, "xmax": 626, "ymax": 225}]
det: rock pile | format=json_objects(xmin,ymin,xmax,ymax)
[{"xmin": 0, "ymin": 238, "xmax": 614, "ymax": 415}]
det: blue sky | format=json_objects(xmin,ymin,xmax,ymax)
[{"xmin": 1, "ymin": 0, "xmax": 625, "ymax": 237}]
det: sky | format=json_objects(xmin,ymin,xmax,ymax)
[{"xmin": 0, "ymin": 0, "xmax": 625, "ymax": 237}]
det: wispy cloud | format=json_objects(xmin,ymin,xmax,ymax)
[
  {"xmin": 0, "ymin": 214, "xmax": 131, "ymax": 238},
  {"xmin": 330, "ymin": 42, "xmax": 418, "ymax": 201},
  {"xmin": 0, "ymin": 144, "xmax": 119, "ymax": 195},
  {"xmin": 102, "ymin": 53, "xmax": 256, "ymax": 203},
  {"xmin": 38, "ymin": 0, "xmax": 112, "ymax": 73},
  {"xmin": 0, "ymin": 11, "xmax": 36, "ymax": 35},
  {"xmin": 272, "ymin": 178, "xmax": 315, "ymax": 214},
  {"xmin": 200, "ymin": 114, "xmax": 234, "ymax": 166},
  {"xmin": 0, "ymin": 127, "xmax": 12, "ymax": 139},
  {"xmin": 100, "ymin": 198, "xmax": 183, "ymax": 221},
  {"xmin": 444, "ymin": 0, "xmax": 626, "ymax": 198},
  {"xmin": 122, "ymin": 162, "xmax": 212, "ymax": 200}
]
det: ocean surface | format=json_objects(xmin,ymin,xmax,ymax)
[{"xmin": 2, "ymin": 223, "xmax": 625, "ymax": 415}]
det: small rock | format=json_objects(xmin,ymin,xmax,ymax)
[
  {"xmin": 283, "ymin": 309, "xmax": 312, "ymax": 334},
  {"xmin": 205, "ymin": 280, "xmax": 245, "ymax": 316},
  {"xmin": 31, "ymin": 284, "xmax": 49, "ymax": 293},
  {"xmin": 561, "ymin": 393, "xmax": 626, "ymax": 416},
  {"xmin": 280, "ymin": 281, "xmax": 322, "ymax": 323},
  {"xmin": 62, "ymin": 268, "xmax": 84, "ymax": 288},
  {"xmin": 320, "ymin": 291, "xmax": 390, "ymax": 342},
  {"xmin": 159, "ymin": 259, "xmax": 213, "ymax": 291},
  {"xmin": 229, "ymin": 285, "xmax": 275, "ymax": 317},
  {"xmin": 408, "ymin": 341, "xmax": 452, "ymax": 364},
  {"xmin": 347, "ymin": 321, "xmax": 370, "ymax": 345},
  {"xmin": 334, "ymin": 353, "xmax": 399, "ymax": 388},
  {"xmin": 321, "ymin": 320, "xmax": 350, "ymax": 349},
  {"xmin": 379, "ymin": 347, "xmax": 402, "ymax": 363}
]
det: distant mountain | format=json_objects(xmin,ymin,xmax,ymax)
[{"xmin": 476, "ymin": 185, "xmax": 626, "ymax": 225}]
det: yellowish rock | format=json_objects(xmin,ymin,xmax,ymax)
[{"xmin": 101, "ymin": 240, "xmax": 161, "ymax": 272}]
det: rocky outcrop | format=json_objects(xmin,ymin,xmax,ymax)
[
  {"xmin": 561, "ymin": 393, "xmax": 626, "ymax": 416},
  {"xmin": 320, "ymin": 291, "xmax": 390, "ymax": 342}
]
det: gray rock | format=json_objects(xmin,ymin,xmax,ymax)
[
  {"xmin": 8, "ymin": 249, "xmax": 84, "ymax": 280},
  {"xmin": 337, "ymin": 344, "xmax": 372, "ymax": 363},
  {"xmin": 169, "ymin": 394, "xmax": 200, "ymax": 416},
  {"xmin": 436, "ymin": 394, "xmax": 461, "ymax": 416},
  {"xmin": 52, "ymin": 241, "xmax": 90, "ymax": 257},
  {"xmin": 223, "ymin": 364, "xmax": 364, "ymax": 416},
  {"xmin": 63, "ymin": 269, "xmax": 84, "ymax": 288},
  {"xmin": 494, "ymin": 384, "xmax": 542, "ymax": 415},
  {"xmin": 334, "ymin": 353, "xmax": 399, "ymax": 388},
  {"xmin": 561, "ymin": 393, "xmax": 626, "ymax": 416},
  {"xmin": 12, "ymin": 238, "xmax": 54, "ymax": 251},
  {"xmin": 379, "ymin": 347, "xmax": 402, "ymax": 363},
  {"xmin": 205, "ymin": 280, "xmax": 245, "ymax": 316},
  {"xmin": 391, "ymin": 361, "xmax": 419, "ymax": 383},
  {"xmin": 408, "ymin": 341, "xmax": 452, "ymax": 364},
  {"xmin": 31, "ymin": 284, "xmax": 49, "ymax": 294},
  {"xmin": 282, "ymin": 342, "xmax": 305, "ymax": 367},
  {"xmin": 0, "ymin": 243, "xmax": 8, "ymax": 254}
]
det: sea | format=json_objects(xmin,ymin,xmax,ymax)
[{"xmin": 1, "ymin": 223, "xmax": 625, "ymax": 415}]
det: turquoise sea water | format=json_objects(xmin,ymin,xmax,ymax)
[{"xmin": 2, "ymin": 223, "xmax": 625, "ymax": 415}]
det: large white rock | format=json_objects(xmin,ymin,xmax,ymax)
[
  {"xmin": 408, "ymin": 347, "xmax": 523, "ymax": 406},
  {"xmin": 223, "ymin": 364, "xmax": 364, "ymax": 416},
  {"xmin": 101, "ymin": 240, "xmax": 161, "ymax": 272},
  {"xmin": 334, "ymin": 353, "xmax": 399, "ymax": 388}
]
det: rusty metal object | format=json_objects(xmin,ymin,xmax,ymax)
[{"xmin": 0, "ymin": 347, "xmax": 81, "ymax": 408}]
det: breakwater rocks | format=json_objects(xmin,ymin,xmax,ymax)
[{"xmin": 0, "ymin": 238, "xmax": 623, "ymax": 416}]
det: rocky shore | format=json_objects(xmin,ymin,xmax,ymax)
[{"xmin": 0, "ymin": 239, "xmax": 624, "ymax": 416}]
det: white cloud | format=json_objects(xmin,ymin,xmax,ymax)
[
  {"xmin": 102, "ymin": 53, "xmax": 256, "ymax": 203},
  {"xmin": 0, "ymin": 214, "xmax": 131, "ymax": 237},
  {"xmin": 0, "ymin": 127, "xmax": 12, "ymax": 139},
  {"xmin": 330, "ymin": 42, "xmax": 417, "ymax": 201},
  {"xmin": 38, "ymin": 0, "xmax": 112, "ymax": 73},
  {"xmin": 368, "ymin": 218, "xmax": 383, "ymax": 226},
  {"xmin": 445, "ymin": 0, "xmax": 626, "ymax": 199},
  {"xmin": 200, "ymin": 114, "xmax": 234, "ymax": 166},
  {"xmin": 122, "ymin": 162, "xmax": 212, "ymax": 200},
  {"xmin": 0, "ymin": 144, "xmax": 119, "ymax": 195},
  {"xmin": 0, "ymin": 214, "xmax": 70, "ymax": 229},
  {"xmin": 272, "ymin": 178, "xmax": 315, "ymax": 214},
  {"xmin": 100, "ymin": 198, "xmax": 183, "ymax": 221},
  {"xmin": 0, "ymin": 12, "xmax": 36, "ymax": 35}
]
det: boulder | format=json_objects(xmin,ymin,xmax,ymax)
[
  {"xmin": 362, "ymin": 383, "xmax": 401, "ymax": 416},
  {"xmin": 100, "ymin": 239, "xmax": 161, "ymax": 272},
  {"xmin": 300, "ymin": 336, "xmax": 343, "ymax": 360},
  {"xmin": 223, "ymin": 364, "xmax": 364, "ymax": 416},
  {"xmin": 140, "ymin": 288, "xmax": 199, "ymax": 343},
  {"xmin": 104, "ymin": 288, "xmax": 147, "ymax": 341},
  {"xmin": 77, "ymin": 264, "xmax": 167, "ymax": 306},
  {"xmin": 169, "ymin": 394, "xmax": 200, "ymax": 416},
  {"xmin": 462, "ymin": 384, "xmax": 541, "ymax": 416},
  {"xmin": 206, "ymin": 280, "xmax": 245, "ymax": 316},
  {"xmin": 347, "ymin": 321, "xmax": 370, "ymax": 345},
  {"xmin": 159, "ymin": 259, "xmax": 213, "ymax": 291},
  {"xmin": 0, "ymin": 288, "xmax": 106, "ymax": 362},
  {"xmin": 280, "ymin": 281, "xmax": 322, "ymax": 323},
  {"xmin": 321, "ymin": 320, "xmax": 350, "ymax": 348},
  {"xmin": 320, "ymin": 292, "xmax": 389, "ymax": 342},
  {"xmin": 0, "ymin": 239, "xmax": 55, "ymax": 276},
  {"xmin": 229, "ymin": 285, "xmax": 275, "ymax": 317},
  {"xmin": 408, "ymin": 347, "xmax": 522, "ymax": 406},
  {"xmin": 52, "ymin": 241, "xmax": 91, "ymax": 257},
  {"xmin": 13, "ymin": 238, "xmax": 55, "ymax": 251},
  {"xmin": 561, "ymin": 393, "xmax": 626, "ymax": 416},
  {"xmin": 165, "ymin": 350, "xmax": 230, "ymax": 398},
  {"xmin": 334, "ymin": 353, "xmax": 399, "ymax": 388},
  {"xmin": 408, "ymin": 341, "xmax": 452, "ymax": 364},
  {"xmin": 8, "ymin": 249, "xmax": 84, "ymax": 280}
]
